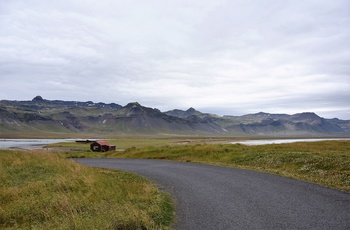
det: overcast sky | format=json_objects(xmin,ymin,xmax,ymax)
[{"xmin": 1, "ymin": 0, "xmax": 349, "ymax": 119}]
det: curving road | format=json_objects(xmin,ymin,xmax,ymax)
[{"xmin": 76, "ymin": 158, "xmax": 350, "ymax": 230}]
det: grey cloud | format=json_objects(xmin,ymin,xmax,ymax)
[{"xmin": 0, "ymin": 0, "xmax": 349, "ymax": 119}]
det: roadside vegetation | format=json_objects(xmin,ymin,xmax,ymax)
[
  {"xmin": 0, "ymin": 150, "xmax": 174, "ymax": 229},
  {"xmin": 108, "ymin": 140, "xmax": 350, "ymax": 192}
]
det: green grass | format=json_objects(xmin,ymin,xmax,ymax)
[
  {"xmin": 48, "ymin": 136, "xmax": 232, "ymax": 158},
  {"xmin": 49, "ymin": 136, "xmax": 237, "ymax": 149},
  {"xmin": 106, "ymin": 138, "xmax": 182, "ymax": 149},
  {"xmin": 109, "ymin": 141, "xmax": 350, "ymax": 192},
  {"xmin": 47, "ymin": 138, "xmax": 180, "ymax": 151},
  {"xmin": 0, "ymin": 150, "xmax": 174, "ymax": 229}
]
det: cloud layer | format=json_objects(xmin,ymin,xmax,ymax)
[{"xmin": 1, "ymin": 0, "xmax": 349, "ymax": 119}]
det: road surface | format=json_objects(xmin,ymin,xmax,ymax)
[{"xmin": 76, "ymin": 158, "xmax": 350, "ymax": 230}]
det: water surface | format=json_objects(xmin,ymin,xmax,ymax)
[
  {"xmin": 0, "ymin": 139, "xmax": 75, "ymax": 149},
  {"xmin": 231, "ymin": 138, "xmax": 350, "ymax": 145}
]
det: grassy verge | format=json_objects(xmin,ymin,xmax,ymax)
[
  {"xmin": 109, "ymin": 141, "xmax": 350, "ymax": 192},
  {"xmin": 0, "ymin": 150, "xmax": 174, "ymax": 229}
]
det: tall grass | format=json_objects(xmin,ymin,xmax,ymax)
[
  {"xmin": 111, "ymin": 141, "xmax": 350, "ymax": 192},
  {"xmin": 0, "ymin": 150, "xmax": 173, "ymax": 229}
]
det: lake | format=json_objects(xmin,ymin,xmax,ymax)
[
  {"xmin": 0, "ymin": 139, "xmax": 76, "ymax": 150},
  {"xmin": 231, "ymin": 138, "xmax": 350, "ymax": 145}
]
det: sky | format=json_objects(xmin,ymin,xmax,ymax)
[{"xmin": 0, "ymin": 0, "xmax": 349, "ymax": 119}]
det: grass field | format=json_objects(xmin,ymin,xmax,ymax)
[
  {"xmin": 48, "ymin": 136, "xmax": 234, "ymax": 158},
  {"xmin": 0, "ymin": 150, "xmax": 174, "ymax": 229},
  {"xmin": 108, "ymin": 140, "xmax": 350, "ymax": 192}
]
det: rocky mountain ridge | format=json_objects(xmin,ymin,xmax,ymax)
[{"xmin": 0, "ymin": 96, "xmax": 349, "ymax": 137}]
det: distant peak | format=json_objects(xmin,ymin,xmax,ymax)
[
  {"xmin": 126, "ymin": 102, "xmax": 141, "ymax": 107},
  {"xmin": 295, "ymin": 112, "xmax": 320, "ymax": 118},
  {"xmin": 32, "ymin": 96, "xmax": 44, "ymax": 101},
  {"xmin": 301, "ymin": 112, "xmax": 317, "ymax": 115},
  {"xmin": 256, "ymin": 112, "xmax": 269, "ymax": 115},
  {"xmin": 295, "ymin": 112, "xmax": 318, "ymax": 116},
  {"xmin": 187, "ymin": 107, "xmax": 196, "ymax": 112}
]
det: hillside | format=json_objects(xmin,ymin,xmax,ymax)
[{"xmin": 0, "ymin": 96, "xmax": 349, "ymax": 137}]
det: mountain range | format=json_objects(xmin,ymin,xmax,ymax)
[{"xmin": 1, "ymin": 96, "xmax": 349, "ymax": 137}]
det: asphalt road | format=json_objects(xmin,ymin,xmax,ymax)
[{"xmin": 76, "ymin": 158, "xmax": 350, "ymax": 230}]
